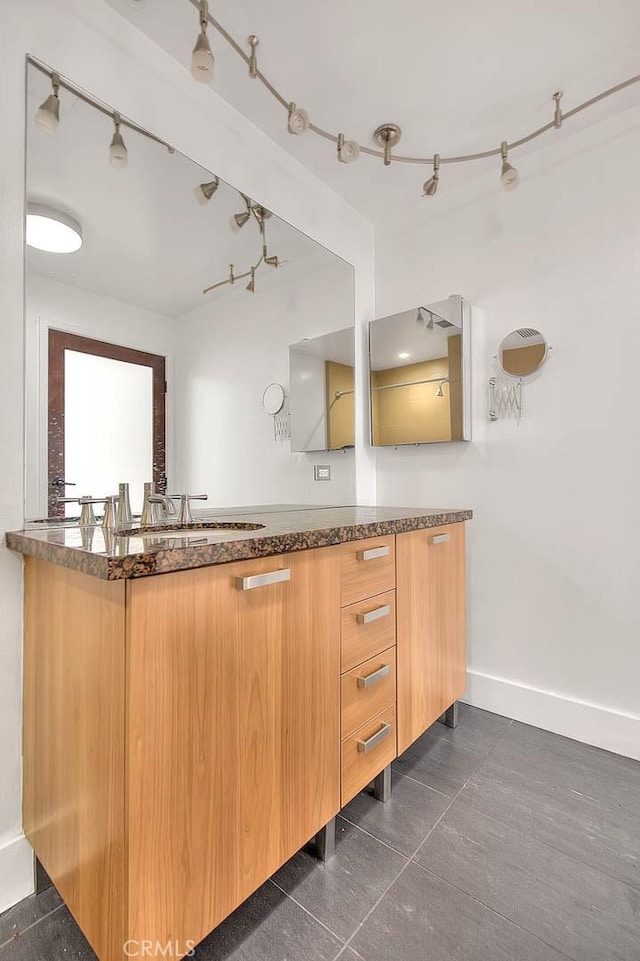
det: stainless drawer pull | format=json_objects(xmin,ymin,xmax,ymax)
[
  {"xmin": 357, "ymin": 722, "xmax": 391, "ymax": 754},
  {"xmin": 357, "ymin": 545, "xmax": 390, "ymax": 561},
  {"xmin": 356, "ymin": 604, "xmax": 391, "ymax": 625},
  {"xmin": 357, "ymin": 664, "xmax": 391, "ymax": 689},
  {"xmin": 429, "ymin": 533, "xmax": 450, "ymax": 545},
  {"xmin": 235, "ymin": 569, "xmax": 291, "ymax": 591}
]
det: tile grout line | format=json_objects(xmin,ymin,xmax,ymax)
[
  {"xmin": 410, "ymin": 862, "xmax": 579, "ymax": 961},
  {"xmin": 436, "ymin": 780, "xmax": 640, "ymax": 895},
  {"xmin": 287, "ymin": 724, "xmax": 520, "ymax": 958},
  {"xmin": 0, "ymin": 903, "xmax": 66, "ymax": 954},
  {"xmin": 334, "ymin": 815, "xmax": 413, "ymax": 861},
  {"xmin": 267, "ymin": 879, "xmax": 346, "ymax": 947},
  {"xmin": 335, "ymin": 768, "xmax": 475, "ymax": 955},
  {"xmin": 454, "ymin": 725, "xmax": 640, "ymax": 894},
  {"xmin": 333, "ymin": 723, "xmax": 520, "ymax": 958}
]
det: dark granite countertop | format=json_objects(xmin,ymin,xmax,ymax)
[{"xmin": 6, "ymin": 505, "xmax": 472, "ymax": 581}]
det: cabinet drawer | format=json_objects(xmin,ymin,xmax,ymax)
[
  {"xmin": 341, "ymin": 705, "xmax": 396, "ymax": 807},
  {"xmin": 340, "ymin": 536, "xmax": 396, "ymax": 607},
  {"xmin": 341, "ymin": 647, "xmax": 396, "ymax": 740},
  {"xmin": 341, "ymin": 590, "xmax": 396, "ymax": 672}
]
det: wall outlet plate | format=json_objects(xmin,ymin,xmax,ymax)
[{"xmin": 314, "ymin": 465, "xmax": 331, "ymax": 481}]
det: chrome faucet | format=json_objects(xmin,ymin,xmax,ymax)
[
  {"xmin": 148, "ymin": 494, "xmax": 179, "ymax": 521},
  {"xmin": 141, "ymin": 480, "xmax": 179, "ymax": 526}
]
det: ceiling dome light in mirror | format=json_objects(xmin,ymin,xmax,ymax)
[{"xmin": 26, "ymin": 204, "xmax": 83, "ymax": 254}]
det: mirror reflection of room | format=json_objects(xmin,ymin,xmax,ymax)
[
  {"xmin": 24, "ymin": 60, "xmax": 355, "ymax": 520},
  {"xmin": 289, "ymin": 328, "xmax": 355, "ymax": 453},
  {"xmin": 369, "ymin": 295, "xmax": 469, "ymax": 446}
]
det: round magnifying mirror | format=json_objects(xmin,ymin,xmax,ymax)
[
  {"xmin": 498, "ymin": 328, "xmax": 548, "ymax": 377},
  {"xmin": 261, "ymin": 382, "xmax": 285, "ymax": 415}
]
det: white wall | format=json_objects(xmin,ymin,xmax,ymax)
[
  {"xmin": 25, "ymin": 273, "xmax": 176, "ymax": 518},
  {"xmin": 375, "ymin": 107, "xmax": 640, "ymax": 760},
  {"xmin": 173, "ymin": 256, "xmax": 356, "ymax": 506},
  {"xmin": 0, "ymin": 0, "xmax": 374, "ymax": 913}
]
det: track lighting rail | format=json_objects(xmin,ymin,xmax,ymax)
[
  {"xmin": 184, "ymin": 0, "xmax": 640, "ymax": 178},
  {"xmin": 28, "ymin": 56, "xmax": 176, "ymax": 155}
]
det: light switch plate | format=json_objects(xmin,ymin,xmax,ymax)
[{"xmin": 314, "ymin": 465, "xmax": 332, "ymax": 481}]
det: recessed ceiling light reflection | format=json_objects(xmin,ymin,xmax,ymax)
[{"xmin": 398, "ymin": 352, "xmax": 410, "ymax": 359}]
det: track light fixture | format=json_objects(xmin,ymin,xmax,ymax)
[
  {"xmin": 251, "ymin": 205, "xmax": 272, "ymax": 227},
  {"xmin": 35, "ymin": 72, "xmax": 61, "ymax": 135},
  {"xmin": 553, "ymin": 91, "xmax": 563, "ymax": 129},
  {"xmin": 248, "ymin": 35, "xmax": 259, "ymax": 79},
  {"xmin": 288, "ymin": 102, "xmax": 310, "ymax": 135},
  {"xmin": 374, "ymin": 124, "xmax": 402, "ymax": 166},
  {"xmin": 192, "ymin": 0, "xmax": 214, "ymax": 83},
  {"xmin": 229, "ymin": 195, "xmax": 252, "ymax": 231},
  {"xmin": 435, "ymin": 379, "xmax": 448, "ymax": 398},
  {"xmin": 194, "ymin": 177, "xmax": 220, "ymax": 204},
  {"xmin": 422, "ymin": 154, "xmax": 440, "ymax": 197},
  {"xmin": 500, "ymin": 142, "xmax": 519, "ymax": 191},
  {"xmin": 109, "ymin": 113, "xmax": 128, "ymax": 169},
  {"xmin": 246, "ymin": 267, "xmax": 256, "ymax": 293},
  {"xmin": 415, "ymin": 307, "xmax": 434, "ymax": 330},
  {"xmin": 232, "ymin": 210, "xmax": 251, "ymax": 230},
  {"xmin": 151, "ymin": 2, "xmax": 640, "ymax": 200},
  {"xmin": 337, "ymin": 133, "xmax": 360, "ymax": 164}
]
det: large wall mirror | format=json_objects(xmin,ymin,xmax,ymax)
[
  {"xmin": 369, "ymin": 296, "xmax": 471, "ymax": 446},
  {"xmin": 24, "ymin": 60, "xmax": 355, "ymax": 520}
]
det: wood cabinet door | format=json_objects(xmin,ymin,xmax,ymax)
[
  {"xmin": 396, "ymin": 524, "xmax": 467, "ymax": 755},
  {"xmin": 126, "ymin": 548, "xmax": 341, "ymax": 952}
]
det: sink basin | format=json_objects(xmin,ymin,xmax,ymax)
[{"xmin": 117, "ymin": 521, "xmax": 266, "ymax": 538}]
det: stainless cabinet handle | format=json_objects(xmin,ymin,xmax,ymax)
[
  {"xmin": 235, "ymin": 569, "xmax": 291, "ymax": 591},
  {"xmin": 357, "ymin": 545, "xmax": 390, "ymax": 561},
  {"xmin": 357, "ymin": 663, "xmax": 391, "ymax": 689},
  {"xmin": 356, "ymin": 604, "xmax": 391, "ymax": 625},
  {"xmin": 357, "ymin": 722, "xmax": 391, "ymax": 754},
  {"xmin": 429, "ymin": 533, "xmax": 450, "ymax": 545}
]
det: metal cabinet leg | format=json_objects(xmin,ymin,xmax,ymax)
[
  {"xmin": 35, "ymin": 857, "xmax": 53, "ymax": 894},
  {"xmin": 439, "ymin": 700, "xmax": 459, "ymax": 729},
  {"xmin": 373, "ymin": 763, "xmax": 392, "ymax": 803},
  {"xmin": 313, "ymin": 816, "xmax": 336, "ymax": 862}
]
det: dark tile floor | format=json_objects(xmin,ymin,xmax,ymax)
[{"xmin": 2, "ymin": 705, "xmax": 639, "ymax": 961}]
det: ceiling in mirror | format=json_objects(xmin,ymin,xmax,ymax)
[
  {"xmin": 25, "ymin": 60, "xmax": 355, "ymax": 521},
  {"xmin": 26, "ymin": 61, "xmax": 326, "ymax": 317}
]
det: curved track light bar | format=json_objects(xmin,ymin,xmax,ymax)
[{"xmin": 183, "ymin": 0, "xmax": 640, "ymax": 172}]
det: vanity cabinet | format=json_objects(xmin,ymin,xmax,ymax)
[
  {"xmin": 396, "ymin": 523, "xmax": 467, "ymax": 753},
  {"xmin": 24, "ymin": 548, "xmax": 341, "ymax": 961},
  {"xmin": 20, "ymin": 517, "xmax": 467, "ymax": 961},
  {"xmin": 126, "ymin": 549, "xmax": 341, "ymax": 950}
]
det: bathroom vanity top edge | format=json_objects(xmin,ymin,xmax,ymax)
[{"xmin": 6, "ymin": 505, "xmax": 472, "ymax": 580}]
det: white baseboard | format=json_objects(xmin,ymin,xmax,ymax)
[
  {"xmin": 0, "ymin": 834, "xmax": 34, "ymax": 915},
  {"xmin": 463, "ymin": 670, "xmax": 640, "ymax": 761}
]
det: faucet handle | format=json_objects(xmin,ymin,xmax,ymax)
[
  {"xmin": 58, "ymin": 495, "xmax": 99, "ymax": 526},
  {"xmin": 175, "ymin": 493, "xmax": 208, "ymax": 525},
  {"xmin": 90, "ymin": 495, "xmax": 119, "ymax": 531}
]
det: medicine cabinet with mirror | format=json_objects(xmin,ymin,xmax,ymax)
[
  {"xmin": 24, "ymin": 59, "xmax": 356, "ymax": 521},
  {"xmin": 289, "ymin": 328, "xmax": 355, "ymax": 453},
  {"xmin": 368, "ymin": 295, "xmax": 471, "ymax": 446}
]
